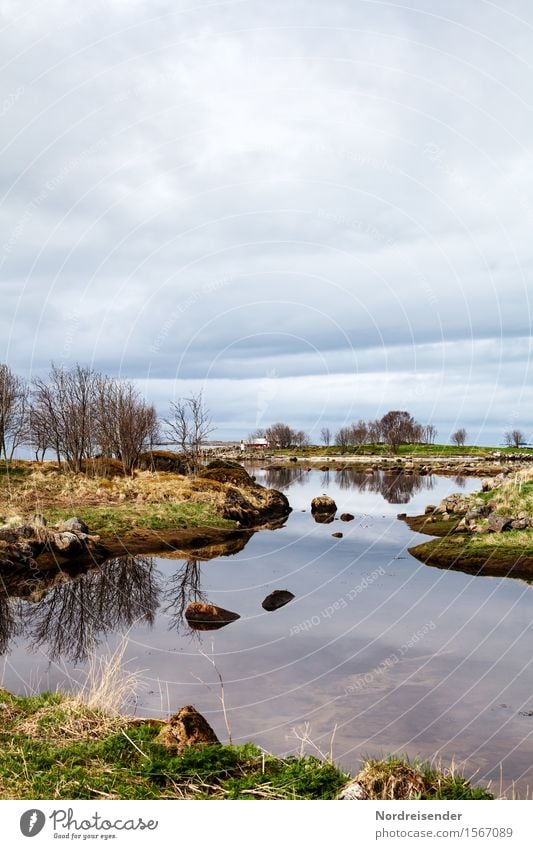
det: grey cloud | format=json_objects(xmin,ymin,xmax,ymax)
[{"xmin": 1, "ymin": 0, "xmax": 532, "ymax": 439}]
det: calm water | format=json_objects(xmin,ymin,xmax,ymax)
[{"xmin": 2, "ymin": 467, "xmax": 533, "ymax": 795}]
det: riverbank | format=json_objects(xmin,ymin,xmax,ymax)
[
  {"xmin": 254, "ymin": 447, "xmax": 533, "ymax": 479},
  {"xmin": 0, "ymin": 459, "xmax": 291, "ymax": 574},
  {"xmin": 0, "ymin": 688, "xmax": 493, "ymax": 800},
  {"xmin": 404, "ymin": 470, "xmax": 533, "ymax": 579}
]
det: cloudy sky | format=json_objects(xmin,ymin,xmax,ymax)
[{"xmin": 1, "ymin": 0, "xmax": 532, "ymax": 443}]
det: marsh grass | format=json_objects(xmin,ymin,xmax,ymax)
[
  {"xmin": 0, "ymin": 461, "xmax": 235, "ymax": 535},
  {"xmin": 350, "ymin": 755, "xmax": 493, "ymax": 800}
]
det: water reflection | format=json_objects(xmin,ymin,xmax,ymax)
[
  {"xmin": 162, "ymin": 560, "xmax": 205, "ymax": 631},
  {"xmin": 262, "ymin": 466, "xmax": 311, "ymax": 490},
  {"xmin": 22, "ymin": 556, "xmax": 160, "ymax": 661},
  {"xmin": 0, "ymin": 553, "xmax": 247, "ymax": 658},
  {"xmin": 264, "ymin": 465, "xmax": 435, "ymax": 505}
]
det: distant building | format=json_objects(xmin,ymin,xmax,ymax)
[{"xmin": 243, "ymin": 437, "xmax": 269, "ymax": 449}]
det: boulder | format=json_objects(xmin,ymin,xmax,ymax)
[
  {"xmin": 185, "ymin": 601, "xmax": 240, "ymax": 631},
  {"xmin": 200, "ymin": 461, "xmax": 255, "ymax": 487},
  {"xmin": 262, "ymin": 590, "xmax": 295, "ymax": 611},
  {"xmin": 487, "ymin": 514, "xmax": 513, "ymax": 533},
  {"xmin": 424, "ymin": 505, "xmax": 437, "ymax": 515},
  {"xmin": 331, "ymin": 532, "xmax": 343, "ymax": 539},
  {"xmin": 338, "ymin": 780, "xmax": 368, "ymax": 800},
  {"xmin": 311, "ymin": 495, "xmax": 337, "ymax": 515},
  {"xmin": 340, "ymin": 513, "xmax": 355, "ymax": 522},
  {"xmin": 57, "ymin": 516, "xmax": 89, "ymax": 535},
  {"xmin": 155, "ymin": 705, "xmax": 219, "ymax": 753},
  {"xmin": 222, "ymin": 485, "xmax": 291, "ymax": 527},
  {"xmin": 51, "ymin": 532, "xmax": 84, "ymax": 557}
]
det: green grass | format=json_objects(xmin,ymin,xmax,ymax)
[
  {"xmin": 0, "ymin": 691, "xmax": 348, "ymax": 800},
  {"xmin": 0, "ymin": 691, "xmax": 494, "ymax": 800},
  {"xmin": 42, "ymin": 502, "xmax": 235, "ymax": 537},
  {"xmin": 276, "ymin": 443, "xmax": 533, "ymax": 458}
]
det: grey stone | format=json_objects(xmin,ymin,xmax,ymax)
[{"xmin": 487, "ymin": 514, "xmax": 513, "ymax": 533}]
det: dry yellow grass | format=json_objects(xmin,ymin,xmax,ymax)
[{"xmin": 0, "ymin": 462, "xmax": 227, "ymax": 524}]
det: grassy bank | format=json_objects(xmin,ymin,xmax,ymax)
[
  {"xmin": 0, "ymin": 460, "xmax": 235, "ymax": 537},
  {"xmin": 0, "ymin": 689, "xmax": 493, "ymax": 800},
  {"xmin": 276, "ymin": 443, "xmax": 533, "ymax": 458},
  {"xmin": 406, "ymin": 472, "xmax": 533, "ymax": 579}
]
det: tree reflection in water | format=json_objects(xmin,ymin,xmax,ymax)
[
  {"xmin": 162, "ymin": 559, "xmax": 206, "ymax": 632},
  {"xmin": 262, "ymin": 464, "xmax": 434, "ymax": 505},
  {"xmin": 0, "ymin": 592, "xmax": 21, "ymax": 655},
  {"xmin": 8, "ymin": 556, "xmax": 160, "ymax": 662},
  {"xmin": 0, "ymin": 554, "xmax": 219, "ymax": 658},
  {"xmin": 262, "ymin": 467, "xmax": 310, "ymax": 491},
  {"xmin": 335, "ymin": 468, "xmax": 434, "ymax": 504}
]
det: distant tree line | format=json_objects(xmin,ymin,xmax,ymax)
[
  {"xmin": 0, "ymin": 362, "xmax": 212, "ymax": 474},
  {"xmin": 248, "ymin": 424, "xmax": 309, "ymax": 449},
  {"xmin": 332, "ymin": 411, "xmax": 438, "ymax": 453}
]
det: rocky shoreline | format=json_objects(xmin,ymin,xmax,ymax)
[
  {"xmin": 402, "ymin": 470, "xmax": 533, "ymax": 579},
  {"xmin": 0, "ymin": 460, "xmax": 292, "ymax": 598},
  {"xmin": 262, "ymin": 453, "xmax": 531, "ymax": 478}
]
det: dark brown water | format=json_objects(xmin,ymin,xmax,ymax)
[{"xmin": 2, "ymin": 467, "xmax": 533, "ymax": 795}]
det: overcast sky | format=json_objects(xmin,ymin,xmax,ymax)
[{"xmin": 1, "ymin": 0, "xmax": 532, "ymax": 443}]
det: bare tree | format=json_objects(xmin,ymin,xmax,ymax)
[
  {"xmin": 351, "ymin": 419, "xmax": 368, "ymax": 446},
  {"xmin": 504, "ymin": 429, "xmax": 525, "ymax": 449},
  {"xmin": 0, "ymin": 364, "xmax": 28, "ymax": 460},
  {"xmin": 31, "ymin": 364, "xmax": 99, "ymax": 470},
  {"xmin": 96, "ymin": 378, "xmax": 159, "ymax": 475},
  {"xmin": 335, "ymin": 426, "xmax": 352, "ymax": 453},
  {"xmin": 423, "ymin": 424, "xmax": 438, "ymax": 445},
  {"xmin": 292, "ymin": 429, "xmax": 309, "ymax": 447},
  {"xmin": 367, "ymin": 419, "xmax": 382, "ymax": 444},
  {"xmin": 164, "ymin": 392, "xmax": 214, "ymax": 472},
  {"xmin": 265, "ymin": 422, "xmax": 294, "ymax": 449},
  {"xmin": 451, "ymin": 428, "xmax": 467, "ymax": 447},
  {"xmin": 380, "ymin": 410, "xmax": 418, "ymax": 452},
  {"xmin": 320, "ymin": 426, "xmax": 331, "ymax": 446}
]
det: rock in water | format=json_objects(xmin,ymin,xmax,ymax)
[
  {"xmin": 331, "ymin": 532, "xmax": 343, "ymax": 538},
  {"xmin": 311, "ymin": 495, "xmax": 337, "ymax": 513},
  {"xmin": 262, "ymin": 590, "xmax": 295, "ymax": 611},
  {"xmin": 311, "ymin": 495, "xmax": 337, "ymax": 523},
  {"xmin": 340, "ymin": 513, "xmax": 354, "ymax": 522},
  {"xmin": 185, "ymin": 601, "xmax": 240, "ymax": 631},
  {"xmin": 155, "ymin": 705, "xmax": 219, "ymax": 753}
]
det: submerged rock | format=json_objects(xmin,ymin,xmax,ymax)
[
  {"xmin": 155, "ymin": 705, "xmax": 219, "ymax": 753},
  {"xmin": 262, "ymin": 590, "xmax": 295, "ymax": 611},
  {"xmin": 185, "ymin": 601, "xmax": 240, "ymax": 630}
]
